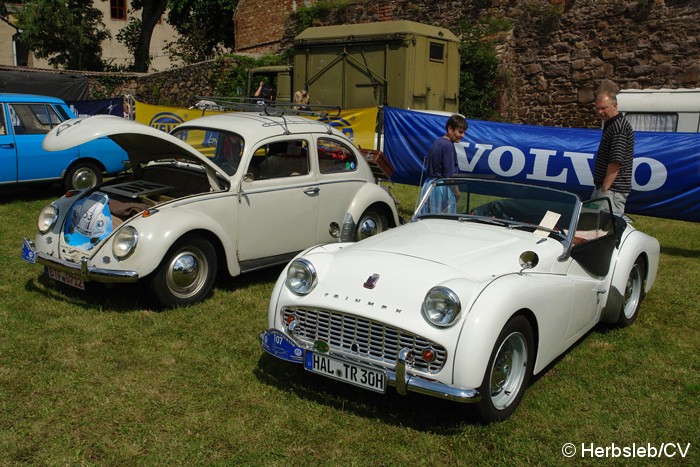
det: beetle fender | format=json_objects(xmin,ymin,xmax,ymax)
[
  {"xmin": 102, "ymin": 205, "xmax": 239, "ymax": 278},
  {"xmin": 343, "ymin": 183, "xmax": 400, "ymax": 228},
  {"xmin": 451, "ymin": 272, "xmax": 573, "ymax": 389}
]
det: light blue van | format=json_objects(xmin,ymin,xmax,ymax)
[{"xmin": 0, "ymin": 93, "xmax": 128, "ymax": 190}]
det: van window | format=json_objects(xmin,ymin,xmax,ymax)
[
  {"xmin": 429, "ymin": 42, "xmax": 445, "ymax": 62},
  {"xmin": 624, "ymin": 112, "xmax": 678, "ymax": 132}
]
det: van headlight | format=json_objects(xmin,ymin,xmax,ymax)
[
  {"xmin": 112, "ymin": 226, "xmax": 138, "ymax": 259},
  {"xmin": 421, "ymin": 286, "xmax": 461, "ymax": 327},
  {"xmin": 38, "ymin": 204, "xmax": 58, "ymax": 233},
  {"xmin": 286, "ymin": 259, "xmax": 317, "ymax": 295}
]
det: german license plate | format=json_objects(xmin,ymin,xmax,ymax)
[
  {"xmin": 305, "ymin": 351, "xmax": 386, "ymax": 393},
  {"xmin": 46, "ymin": 267, "xmax": 85, "ymax": 290}
]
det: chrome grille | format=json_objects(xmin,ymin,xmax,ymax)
[{"xmin": 283, "ymin": 307, "xmax": 447, "ymax": 373}]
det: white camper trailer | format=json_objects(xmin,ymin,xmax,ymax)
[{"xmin": 617, "ymin": 88, "xmax": 700, "ymax": 132}]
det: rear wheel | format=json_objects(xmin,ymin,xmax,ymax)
[
  {"xmin": 476, "ymin": 315, "xmax": 534, "ymax": 423},
  {"xmin": 64, "ymin": 162, "xmax": 103, "ymax": 191},
  {"xmin": 617, "ymin": 257, "xmax": 645, "ymax": 327},
  {"xmin": 149, "ymin": 237, "xmax": 217, "ymax": 307},
  {"xmin": 354, "ymin": 209, "xmax": 387, "ymax": 241}
]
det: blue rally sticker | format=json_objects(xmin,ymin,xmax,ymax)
[
  {"xmin": 21, "ymin": 238, "xmax": 37, "ymax": 264},
  {"xmin": 260, "ymin": 329, "xmax": 304, "ymax": 364}
]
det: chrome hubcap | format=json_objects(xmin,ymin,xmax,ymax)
[
  {"xmin": 490, "ymin": 332, "xmax": 527, "ymax": 410},
  {"xmin": 358, "ymin": 217, "xmax": 378, "ymax": 239},
  {"xmin": 623, "ymin": 264, "xmax": 642, "ymax": 319},
  {"xmin": 72, "ymin": 168, "xmax": 98, "ymax": 189},
  {"xmin": 166, "ymin": 249, "xmax": 207, "ymax": 299}
]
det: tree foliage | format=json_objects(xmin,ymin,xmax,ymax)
[
  {"xmin": 456, "ymin": 16, "xmax": 511, "ymax": 120},
  {"xmin": 128, "ymin": 0, "xmax": 168, "ymax": 72},
  {"xmin": 122, "ymin": 0, "xmax": 237, "ymax": 70},
  {"xmin": 165, "ymin": 0, "xmax": 238, "ymax": 65},
  {"xmin": 14, "ymin": 0, "xmax": 110, "ymax": 71}
]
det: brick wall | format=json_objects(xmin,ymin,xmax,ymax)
[{"xmin": 235, "ymin": 0, "xmax": 319, "ymax": 53}]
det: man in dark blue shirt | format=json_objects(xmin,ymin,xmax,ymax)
[{"xmin": 421, "ymin": 114, "xmax": 468, "ymax": 213}]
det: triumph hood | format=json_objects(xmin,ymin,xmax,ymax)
[
  {"xmin": 294, "ymin": 219, "xmax": 564, "ymax": 321},
  {"xmin": 350, "ymin": 219, "xmax": 563, "ymax": 276},
  {"xmin": 42, "ymin": 115, "xmax": 221, "ymax": 171}
]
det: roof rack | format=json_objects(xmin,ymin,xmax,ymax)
[{"xmin": 190, "ymin": 96, "xmax": 341, "ymax": 118}]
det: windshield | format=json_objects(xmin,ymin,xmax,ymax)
[
  {"xmin": 171, "ymin": 127, "xmax": 244, "ymax": 176},
  {"xmin": 415, "ymin": 178, "xmax": 580, "ymax": 240}
]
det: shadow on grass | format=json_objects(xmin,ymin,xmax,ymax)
[
  {"xmin": 660, "ymin": 245, "xmax": 700, "ymax": 258},
  {"xmin": 253, "ymin": 352, "xmax": 480, "ymax": 433},
  {"xmin": 253, "ymin": 320, "xmax": 634, "ymax": 432},
  {"xmin": 23, "ymin": 263, "xmax": 285, "ymax": 313},
  {"xmin": 0, "ymin": 184, "xmax": 64, "ymax": 203},
  {"xmin": 24, "ymin": 275, "xmax": 151, "ymax": 312}
]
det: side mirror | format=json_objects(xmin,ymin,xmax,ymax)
[{"xmin": 518, "ymin": 251, "xmax": 539, "ymax": 274}]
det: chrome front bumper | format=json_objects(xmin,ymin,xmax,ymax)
[
  {"xmin": 34, "ymin": 248, "xmax": 139, "ymax": 284},
  {"xmin": 260, "ymin": 329, "xmax": 481, "ymax": 403}
]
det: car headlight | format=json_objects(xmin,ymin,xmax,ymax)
[
  {"xmin": 37, "ymin": 204, "xmax": 58, "ymax": 234},
  {"xmin": 286, "ymin": 259, "xmax": 317, "ymax": 295},
  {"xmin": 112, "ymin": 226, "xmax": 138, "ymax": 259},
  {"xmin": 421, "ymin": 286, "xmax": 461, "ymax": 327}
]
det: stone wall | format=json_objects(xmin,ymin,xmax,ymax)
[
  {"xmin": 276, "ymin": 0, "xmax": 700, "ymax": 128},
  {"xmin": 505, "ymin": 0, "xmax": 700, "ymax": 127},
  {"xmin": 85, "ymin": 0, "xmax": 700, "ymax": 128},
  {"xmin": 135, "ymin": 59, "xmax": 241, "ymax": 107}
]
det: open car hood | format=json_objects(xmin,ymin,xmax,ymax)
[{"xmin": 42, "ymin": 115, "xmax": 221, "ymax": 172}]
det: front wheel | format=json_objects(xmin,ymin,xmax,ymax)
[
  {"xmin": 475, "ymin": 315, "xmax": 534, "ymax": 423},
  {"xmin": 617, "ymin": 257, "xmax": 645, "ymax": 327},
  {"xmin": 148, "ymin": 237, "xmax": 217, "ymax": 307},
  {"xmin": 64, "ymin": 162, "xmax": 103, "ymax": 191},
  {"xmin": 354, "ymin": 209, "xmax": 387, "ymax": 241}
]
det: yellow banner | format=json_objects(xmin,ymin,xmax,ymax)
[{"xmin": 133, "ymin": 101, "xmax": 378, "ymax": 149}]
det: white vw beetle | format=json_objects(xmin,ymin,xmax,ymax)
[
  {"xmin": 22, "ymin": 112, "xmax": 399, "ymax": 307},
  {"xmin": 260, "ymin": 177, "xmax": 660, "ymax": 422}
]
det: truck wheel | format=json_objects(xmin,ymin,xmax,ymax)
[
  {"xmin": 354, "ymin": 209, "xmax": 387, "ymax": 241},
  {"xmin": 65, "ymin": 162, "xmax": 103, "ymax": 190},
  {"xmin": 149, "ymin": 237, "xmax": 217, "ymax": 307}
]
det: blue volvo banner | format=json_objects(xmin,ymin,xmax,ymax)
[
  {"xmin": 383, "ymin": 106, "xmax": 700, "ymax": 222},
  {"xmin": 67, "ymin": 98, "xmax": 124, "ymax": 118}
]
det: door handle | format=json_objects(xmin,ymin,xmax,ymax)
[
  {"xmin": 0, "ymin": 143, "xmax": 15, "ymax": 149},
  {"xmin": 304, "ymin": 187, "xmax": 320, "ymax": 195}
]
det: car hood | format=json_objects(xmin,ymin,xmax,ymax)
[
  {"xmin": 350, "ymin": 219, "xmax": 563, "ymax": 277},
  {"xmin": 306, "ymin": 219, "xmax": 563, "ymax": 294},
  {"xmin": 42, "ymin": 115, "xmax": 221, "ymax": 171},
  {"xmin": 297, "ymin": 219, "xmax": 564, "ymax": 324}
]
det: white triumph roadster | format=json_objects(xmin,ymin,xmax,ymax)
[
  {"xmin": 260, "ymin": 176, "xmax": 660, "ymax": 423},
  {"xmin": 21, "ymin": 111, "xmax": 399, "ymax": 307}
]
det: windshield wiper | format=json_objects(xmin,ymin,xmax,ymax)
[
  {"xmin": 458, "ymin": 215, "xmax": 510, "ymax": 227},
  {"xmin": 509, "ymin": 222, "xmax": 566, "ymax": 239}
]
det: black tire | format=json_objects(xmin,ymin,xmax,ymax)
[
  {"xmin": 617, "ymin": 257, "xmax": 645, "ymax": 327},
  {"xmin": 64, "ymin": 162, "xmax": 103, "ymax": 191},
  {"xmin": 475, "ymin": 315, "xmax": 535, "ymax": 423},
  {"xmin": 149, "ymin": 237, "xmax": 217, "ymax": 307},
  {"xmin": 354, "ymin": 209, "xmax": 388, "ymax": 241}
]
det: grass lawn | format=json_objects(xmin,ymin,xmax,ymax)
[{"xmin": 0, "ymin": 183, "xmax": 698, "ymax": 465}]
